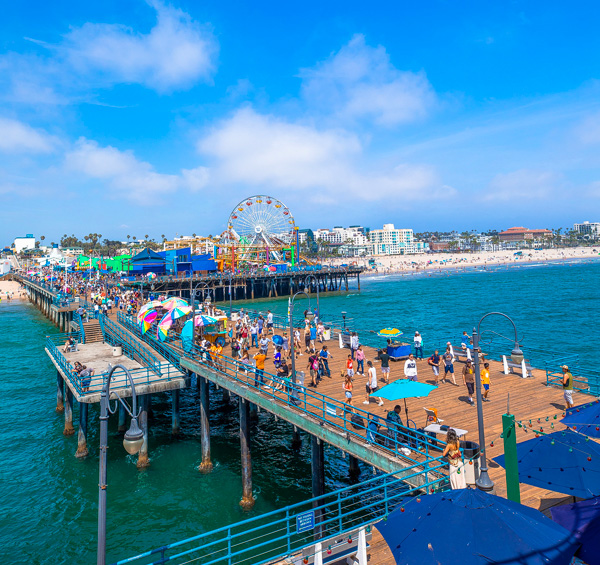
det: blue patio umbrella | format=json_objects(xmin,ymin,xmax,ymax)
[
  {"xmin": 551, "ymin": 496, "xmax": 600, "ymax": 565},
  {"xmin": 377, "ymin": 489, "xmax": 578, "ymax": 565},
  {"xmin": 494, "ymin": 430, "xmax": 600, "ymax": 499},
  {"xmin": 272, "ymin": 335, "xmax": 284, "ymax": 346},
  {"xmin": 375, "ymin": 379, "xmax": 436, "ymax": 401},
  {"xmin": 561, "ymin": 399, "xmax": 600, "ymax": 438}
]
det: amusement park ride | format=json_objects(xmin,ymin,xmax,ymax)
[{"xmin": 215, "ymin": 195, "xmax": 307, "ymax": 272}]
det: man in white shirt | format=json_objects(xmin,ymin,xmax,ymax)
[
  {"xmin": 404, "ymin": 354, "xmax": 418, "ymax": 382},
  {"xmin": 364, "ymin": 360, "xmax": 384, "ymax": 406},
  {"xmin": 413, "ymin": 331, "xmax": 423, "ymax": 359}
]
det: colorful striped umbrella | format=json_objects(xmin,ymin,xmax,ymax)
[
  {"xmin": 139, "ymin": 310, "xmax": 158, "ymax": 334},
  {"xmin": 161, "ymin": 297, "xmax": 189, "ymax": 311},
  {"xmin": 157, "ymin": 312, "xmax": 174, "ymax": 341},
  {"xmin": 137, "ymin": 300, "xmax": 162, "ymax": 321},
  {"xmin": 193, "ymin": 314, "xmax": 217, "ymax": 327}
]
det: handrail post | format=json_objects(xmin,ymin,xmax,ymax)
[{"xmin": 337, "ymin": 493, "xmax": 343, "ymax": 533}]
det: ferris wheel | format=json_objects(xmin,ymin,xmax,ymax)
[{"xmin": 225, "ymin": 196, "xmax": 295, "ymax": 259}]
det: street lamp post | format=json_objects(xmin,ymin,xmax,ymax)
[
  {"xmin": 304, "ymin": 274, "xmax": 320, "ymax": 320},
  {"xmin": 97, "ymin": 364, "xmax": 144, "ymax": 565},
  {"xmin": 472, "ymin": 312, "xmax": 523, "ymax": 493},
  {"xmin": 341, "ymin": 311, "xmax": 347, "ymax": 331},
  {"xmin": 289, "ymin": 291, "xmax": 313, "ymax": 385}
]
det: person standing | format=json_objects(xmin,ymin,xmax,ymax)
[
  {"xmin": 266, "ymin": 310, "xmax": 274, "ymax": 334},
  {"xmin": 428, "ymin": 349, "xmax": 441, "ymax": 385},
  {"xmin": 319, "ymin": 345, "xmax": 331, "ymax": 377},
  {"xmin": 443, "ymin": 429, "xmax": 467, "ymax": 490},
  {"xmin": 307, "ymin": 351, "xmax": 319, "ymax": 387},
  {"xmin": 356, "ymin": 345, "xmax": 366, "ymax": 376},
  {"xmin": 404, "ymin": 354, "xmax": 418, "ymax": 382},
  {"xmin": 350, "ymin": 332, "xmax": 359, "ymax": 360},
  {"xmin": 346, "ymin": 355, "xmax": 354, "ymax": 378},
  {"xmin": 304, "ymin": 325, "xmax": 312, "ymax": 353},
  {"xmin": 253, "ymin": 350, "xmax": 266, "ymax": 387},
  {"xmin": 413, "ymin": 331, "xmax": 423, "ymax": 359},
  {"xmin": 364, "ymin": 360, "xmax": 384, "ymax": 406},
  {"xmin": 562, "ymin": 365, "xmax": 574, "ymax": 408},
  {"xmin": 443, "ymin": 347, "xmax": 457, "ymax": 385},
  {"xmin": 250, "ymin": 322, "xmax": 258, "ymax": 348},
  {"xmin": 379, "ymin": 348, "xmax": 390, "ymax": 384},
  {"xmin": 462, "ymin": 359, "xmax": 475, "ymax": 405},
  {"xmin": 481, "ymin": 362, "xmax": 491, "ymax": 401}
]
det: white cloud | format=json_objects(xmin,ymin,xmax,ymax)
[
  {"xmin": 484, "ymin": 169, "xmax": 561, "ymax": 202},
  {"xmin": 300, "ymin": 34, "xmax": 436, "ymax": 127},
  {"xmin": 198, "ymin": 107, "xmax": 452, "ymax": 200},
  {"xmin": 0, "ymin": 118, "xmax": 56, "ymax": 153},
  {"xmin": 63, "ymin": 1, "xmax": 217, "ymax": 92},
  {"xmin": 575, "ymin": 112, "xmax": 600, "ymax": 145},
  {"xmin": 65, "ymin": 138, "xmax": 207, "ymax": 202}
]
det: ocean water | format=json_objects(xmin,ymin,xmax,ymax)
[{"xmin": 1, "ymin": 259, "xmax": 599, "ymax": 563}]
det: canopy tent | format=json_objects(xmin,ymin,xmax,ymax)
[
  {"xmin": 129, "ymin": 248, "xmax": 166, "ymax": 274},
  {"xmin": 377, "ymin": 489, "xmax": 578, "ymax": 565},
  {"xmin": 561, "ymin": 399, "xmax": 600, "ymax": 438},
  {"xmin": 77, "ymin": 254, "xmax": 131, "ymax": 272}
]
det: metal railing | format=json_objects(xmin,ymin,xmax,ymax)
[
  {"xmin": 100, "ymin": 315, "xmax": 162, "ymax": 376},
  {"xmin": 45, "ymin": 333, "xmax": 182, "ymax": 397},
  {"xmin": 113, "ymin": 461, "xmax": 448, "ymax": 565},
  {"xmin": 545, "ymin": 354, "xmax": 600, "ymax": 396},
  {"xmin": 72, "ymin": 311, "xmax": 86, "ymax": 344},
  {"xmin": 117, "ymin": 312, "xmax": 445, "ymax": 463}
]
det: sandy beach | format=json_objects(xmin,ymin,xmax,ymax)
[
  {"xmin": 0, "ymin": 280, "xmax": 27, "ymax": 300},
  {"xmin": 328, "ymin": 246, "xmax": 599, "ymax": 274}
]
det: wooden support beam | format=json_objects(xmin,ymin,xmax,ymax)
[
  {"xmin": 76, "ymin": 402, "xmax": 89, "ymax": 458},
  {"xmin": 239, "ymin": 399, "xmax": 254, "ymax": 509},
  {"xmin": 198, "ymin": 376, "xmax": 213, "ymax": 473},
  {"xmin": 137, "ymin": 394, "xmax": 150, "ymax": 468}
]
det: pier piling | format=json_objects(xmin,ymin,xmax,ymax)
[
  {"xmin": 349, "ymin": 455, "xmax": 360, "ymax": 478},
  {"xmin": 63, "ymin": 387, "xmax": 75, "ymax": 436},
  {"xmin": 56, "ymin": 371, "xmax": 64, "ymax": 413},
  {"xmin": 311, "ymin": 436, "xmax": 325, "ymax": 539},
  {"xmin": 171, "ymin": 390, "xmax": 181, "ymax": 436},
  {"xmin": 239, "ymin": 399, "xmax": 254, "ymax": 510},
  {"xmin": 137, "ymin": 394, "xmax": 150, "ymax": 469},
  {"xmin": 76, "ymin": 402, "xmax": 89, "ymax": 458},
  {"xmin": 292, "ymin": 428, "xmax": 302, "ymax": 450},
  {"xmin": 198, "ymin": 377, "xmax": 213, "ymax": 473},
  {"xmin": 117, "ymin": 402, "xmax": 126, "ymax": 433}
]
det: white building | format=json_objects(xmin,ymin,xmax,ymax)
[
  {"xmin": 13, "ymin": 234, "xmax": 36, "ymax": 253},
  {"xmin": 369, "ymin": 224, "xmax": 428, "ymax": 255},
  {"xmin": 574, "ymin": 221, "xmax": 600, "ymax": 239},
  {"xmin": 314, "ymin": 226, "xmax": 369, "ymax": 246}
]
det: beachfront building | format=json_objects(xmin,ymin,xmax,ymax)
[
  {"xmin": 12, "ymin": 234, "xmax": 36, "ymax": 253},
  {"xmin": 369, "ymin": 224, "xmax": 428, "ymax": 255},
  {"xmin": 574, "ymin": 221, "xmax": 600, "ymax": 240},
  {"xmin": 499, "ymin": 227, "xmax": 552, "ymax": 243},
  {"xmin": 163, "ymin": 236, "xmax": 215, "ymax": 255}
]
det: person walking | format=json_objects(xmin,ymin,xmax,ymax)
[
  {"xmin": 481, "ymin": 362, "xmax": 491, "ymax": 401},
  {"xmin": 428, "ymin": 349, "xmax": 441, "ymax": 385},
  {"xmin": 462, "ymin": 359, "xmax": 475, "ymax": 405},
  {"xmin": 307, "ymin": 351, "xmax": 319, "ymax": 387},
  {"xmin": 413, "ymin": 331, "xmax": 423, "ymax": 359},
  {"xmin": 443, "ymin": 347, "xmax": 457, "ymax": 385},
  {"xmin": 562, "ymin": 365, "xmax": 574, "ymax": 408},
  {"xmin": 364, "ymin": 360, "xmax": 384, "ymax": 406},
  {"xmin": 253, "ymin": 350, "xmax": 266, "ymax": 387},
  {"xmin": 343, "ymin": 374, "xmax": 353, "ymax": 406},
  {"xmin": 350, "ymin": 332, "xmax": 359, "ymax": 360},
  {"xmin": 346, "ymin": 355, "xmax": 354, "ymax": 378},
  {"xmin": 443, "ymin": 429, "xmax": 467, "ymax": 490},
  {"xmin": 404, "ymin": 353, "xmax": 418, "ymax": 382}
]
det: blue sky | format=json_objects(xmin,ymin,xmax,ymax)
[{"xmin": 2, "ymin": 0, "xmax": 600, "ymax": 243}]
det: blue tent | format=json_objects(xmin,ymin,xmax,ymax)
[
  {"xmin": 561, "ymin": 399, "xmax": 600, "ymax": 438},
  {"xmin": 494, "ymin": 430, "xmax": 600, "ymax": 498},
  {"xmin": 551, "ymin": 496, "xmax": 600, "ymax": 565},
  {"xmin": 377, "ymin": 489, "xmax": 577, "ymax": 565}
]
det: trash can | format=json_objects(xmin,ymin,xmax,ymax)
[
  {"xmin": 460, "ymin": 440, "xmax": 480, "ymax": 485},
  {"xmin": 323, "ymin": 326, "xmax": 331, "ymax": 341},
  {"xmin": 230, "ymin": 313, "xmax": 239, "ymax": 322},
  {"xmin": 112, "ymin": 346, "xmax": 123, "ymax": 357}
]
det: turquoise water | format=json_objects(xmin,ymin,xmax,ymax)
[{"xmin": 1, "ymin": 259, "xmax": 599, "ymax": 563}]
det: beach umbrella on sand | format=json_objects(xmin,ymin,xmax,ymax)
[
  {"xmin": 494, "ymin": 430, "xmax": 600, "ymax": 499},
  {"xmin": 561, "ymin": 399, "xmax": 600, "ymax": 438},
  {"xmin": 376, "ymin": 489, "xmax": 577, "ymax": 565},
  {"xmin": 551, "ymin": 495, "xmax": 600, "ymax": 564},
  {"xmin": 377, "ymin": 328, "xmax": 403, "ymax": 338},
  {"xmin": 374, "ymin": 379, "xmax": 436, "ymax": 421},
  {"xmin": 161, "ymin": 297, "xmax": 189, "ymax": 311}
]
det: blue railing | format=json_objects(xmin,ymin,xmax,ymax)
[
  {"xmin": 46, "ymin": 333, "xmax": 182, "ymax": 397},
  {"xmin": 72, "ymin": 311, "xmax": 86, "ymax": 344},
  {"xmin": 113, "ymin": 461, "xmax": 448, "ymax": 565},
  {"xmin": 117, "ymin": 312, "xmax": 444, "ymax": 463},
  {"xmin": 545, "ymin": 354, "xmax": 600, "ymax": 396},
  {"xmin": 100, "ymin": 315, "xmax": 162, "ymax": 376}
]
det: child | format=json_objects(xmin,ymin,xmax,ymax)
[
  {"xmin": 346, "ymin": 355, "xmax": 354, "ymax": 378},
  {"xmin": 481, "ymin": 362, "xmax": 491, "ymax": 401}
]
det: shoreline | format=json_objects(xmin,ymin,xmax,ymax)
[{"xmin": 0, "ymin": 280, "xmax": 27, "ymax": 300}]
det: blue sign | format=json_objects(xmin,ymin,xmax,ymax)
[{"xmin": 296, "ymin": 511, "xmax": 315, "ymax": 534}]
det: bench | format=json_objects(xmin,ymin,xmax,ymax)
[
  {"xmin": 294, "ymin": 526, "xmax": 371, "ymax": 565},
  {"xmin": 338, "ymin": 332, "xmax": 352, "ymax": 349},
  {"xmin": 502, "ymin": 356, "xmax": 533, "ymax": 378}
]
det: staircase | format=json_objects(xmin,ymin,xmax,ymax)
[{"xmin": 83, "ymin": 320, "xmax": 104, "ymax": 344}]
